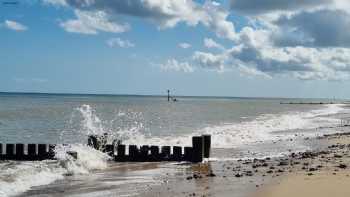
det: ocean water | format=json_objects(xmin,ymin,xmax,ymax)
[{"xmin": 0, "ymin": 93, "xmax": 348, "ymax": 196}]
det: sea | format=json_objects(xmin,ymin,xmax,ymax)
[{"xmin": 0, "ymin": 92, "xmax": 349, "ymax": 196}]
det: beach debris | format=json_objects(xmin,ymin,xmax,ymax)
[{"xmin": 338, "ymin": 164, "xmax": 347, "ymax": 169}]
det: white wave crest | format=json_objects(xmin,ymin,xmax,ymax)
[
  {"xmin": 0, "ymin": 144, "xmax": 109, "ymax": 197},
  {"xmin": 118, "ymin": 104, "xmax": 346, "ymax": 148}
]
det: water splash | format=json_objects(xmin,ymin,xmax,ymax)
[
  {"xmin": 77, "ymin": 104, "xmax": 106, "ymax": 136},
  {"xmin": 0, "ymin": 144, "xmax": 110, "ymax": 197}
]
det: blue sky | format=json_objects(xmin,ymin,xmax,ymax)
[{"xmin": 1, "ymin": 0, "xmax": 350, "ymax": 98}]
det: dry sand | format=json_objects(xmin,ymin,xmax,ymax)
[
  {"xmin": 256, "ymin": 171, "xmax": 350, "ymax": 197},
  {"xmin": 255, "ymin": 133, "xmax": 350, "ymax": 197}
]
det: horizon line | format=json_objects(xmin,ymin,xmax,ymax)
[{"xmin": 0, "ymin": 91, "xmax": 346, "ymax": 100}]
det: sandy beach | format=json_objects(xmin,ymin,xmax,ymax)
[
  {"xmin": 2, "ymin": 100, "xmax": 349, "ymax": 197},
  {"xmin": 255, "ymin": 133, "xmax": 350, "ymax": 197},
  {"xmin": 137, "ymin": 130, "xmax": 350, "ymax": 197}
]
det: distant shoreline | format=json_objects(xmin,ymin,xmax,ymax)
[{"xmin": 0, "ymin": 91, "xmax": 345, "ymax": 101}]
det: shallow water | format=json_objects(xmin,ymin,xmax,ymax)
[{"xmin": 0, "ymin": 93, "xmax": 348, "ymax": 196}]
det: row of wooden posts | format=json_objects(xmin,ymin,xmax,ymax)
[
  {"xmin": 0, "ymin": 135, "xmax": 211, "ymax": 163},
  {"xmin": 0, "ymin": 144, "xmax": 56, "ymax": 160},
  {"xmin": 93, "ymin": 135, "xmax": 211, "ymax": 163}
]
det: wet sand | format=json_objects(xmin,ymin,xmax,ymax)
[
  {"xmin": 17, "ymin": 128, "xmax": 350, "ymax": 197},
  {"xmin": 140, "ymin": 130, "xmax": 350, "ymax": 197},
  {"xmin": 255, "ymin": 132, "xmax": 350, "ymax": 197}
]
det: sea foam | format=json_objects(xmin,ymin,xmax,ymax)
[{"xmin": 0, "ymin": 144, "xmax": 110, "ymax": 197}]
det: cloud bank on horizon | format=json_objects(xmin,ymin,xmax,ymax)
[{"xmin": 37, "ymin": 0, "xmax": 350, "ymax": 80}]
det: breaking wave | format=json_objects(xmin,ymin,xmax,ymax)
[
  {"xmin": 0, "ymin": 103, "xmax": 347, "ymax": 196},
  {"xmin": 104, "ymin": 104, "xmax": 346, "ymax": 148}
]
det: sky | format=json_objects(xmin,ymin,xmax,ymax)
[{"xmin": 1, "ymin": 0, "xmax": 350, "ymax": 98}]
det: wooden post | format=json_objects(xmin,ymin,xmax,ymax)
[
  {"xmin": 140, "ymin": 145, "xmax": 149, "ymax": 161},
  {"xmin": 172, "ymin": 146, "xmax": 182, "ymax": 161},
  {"xmin": 192, "ymin": 136, "xmax": 204, "ymax": 162},
  {"xmin": 48, "ymin": 144, "xmax": 56, "ymax": 159},
  {"xmin": 28, "ymin": 144, "xmax": 36, "ymax": 160},
  {"xmin": 129, "ymin": 145, "xmax": 139, "ymax": 161},
  {"xmin": 67, "ymin": 151, "xmax": 78, "ymax": 159},
  {"xmin": 150, "ymin": 146, "xmax": 160, "ymax": 161},
  {"xmin": 184, "ymin": 147, "xmax": 193, "ymax": 162},
  {"xmin": 88, "ymin": 135, "xmax": 99, "ymax": 150},
  {"xmin": 16, "ymin": 144, "xmax": 24, "ymax": 160},
  {"xmin": 167, "ymin": 90, "xmax": 170, "ymax": 102},
  {"xmin": 0, "ymin": 144, "xmax": 2, "ymax": 160},
  {"xmin": 38, "ymin": 144, "xmax": 47, "ymax": 159},
  {"xmin": 115, "ymin": 144, "xmax": 126, "ymax": 162},
  {"xmin": 161, "ymin": 146, "xmax": 171, "ymax": 160},
  {"xmin": 104, "ymin": 144, "xmax": 114, "ymax": 157},
  {"xmin": 202, "ymin": 135, "xmax": 211, "ymax": 158},
  {"xmin": 6, "ymin": 144, "xmax": 14, "ymax": 160}
]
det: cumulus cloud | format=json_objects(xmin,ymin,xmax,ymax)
[
  {"xmin": 189, "ymin": 28, "xmax": 350, "ymax": 80},
  {"xmin": 3, "ymin": 20, "xmax": 28, "ymax": 31},
  {"xmin": 230, "ymin": 0, "xmax": 332, "ymax": 15},
  {"xmin": 60, "ymin": 10, "xmax": 129, "ymax": 34},
  {"xmin": 106, "ymin": 37, "xmax": 135, "ymax": 48},
  {"xmin": 181, "ymin": 0, "xmax": 350, "ymax": 80},
  {"xmin": 193, "ymin": 51, "xmax": 226, "ymax": 71},
  {"xmin": 42, "ymin": 0, "xmax": 67, "ymax": 6},
  {"xmin": 46, "ymin": 0, "xmax": 350, "ymax": 81},
  {"xmin": 159, "ymin": 59, "xmax": 194, "ymax": 73},
  {"xmin": 178, "ymin": 42, "xmax": 191, "ymax": 49},
  {"xmin": 204, "ymin": 38, "xmax": 224, "ymax": 50},
  {"xmin": 46, "ymin": 0, "xmax": 237, "ymax": 40},
  {"xmin": 274, "ymin": 9, "xmax": 350, "ymax": 47}
]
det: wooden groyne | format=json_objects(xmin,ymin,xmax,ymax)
[
  {"xmin": 280, "ymin": 102, "xmax": 337, "ymax": 105},
  {"xmin": 0, "ymin": 135, "xmax": 211, "ymax": 163},
  {"xmin": 0, "ymin": 144, "xmax": 56, "ymax": 161},
  {"xmin": 104, "ymin": 135, "xmax": 211, "ymax": 163}
]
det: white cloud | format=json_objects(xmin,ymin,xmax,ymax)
[
  {"xmin": 47, "ymin": 0, "xmax": 237, "ymax": 40},
  {"xmin": 178, "ymin": 42, "xmax": 191, "ymax": 49},
  {"xmin": 202, "ymin": 1, "xmax": 237, "ymax": 41},
  {"xmin": 42, "ymin": 0, "xmax": 67, "ymax": 6},
  {"xmin": 204, "ymin": 38, "xmax": 224, "ymax": 50},
  {"xmin": 230, "ymin": 0, "xmax": 332, "ymax": 15},
  {"xmin": 47, "ymin": 0, "xmax": 350, "ymax": 81},
  {"xmin": 238, "ymin": 65, "xmax": 272, "ymax": 79},
  {"xmin": 3, "ymin": 20, "xmax": 28, "ymax": 31},
  {"xmin": 160, "ymin": 59, "xmax": 194, "ymax": 73},
  {"xmin": 106, "ymin": 37, "xmax": 135, "ymax": 48},
  {"xmin": 192, "ymin": 51, "xmax": 226, "ymax": 71},
  {"xmin": 60, "ymin": 10, "xmax": 129, "ymax": 34}
]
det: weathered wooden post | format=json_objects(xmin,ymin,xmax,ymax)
[
  {"xmin": 48, "ymin": 144, "xmax": 56, "ymax": 159},
  {"xmin": 184, "ymin": 147, "xmax": 193, "ymax": 162},
  {"xmin": 6, "ymin": 144, "xmax": 15, "ymax": 160},
  {"xmin": 167, "ymin": 90, "xmax": 170, "ymax": 102},
  {"xmin": 104, "ymin": 144, "xmax": 114, "ymax": 157},
  {"xmin": 16, "ymin": 144, "xmax": 24, "ymax": 160},
  {"xmin": 88, "ymin": 135, "xmax": 99, "ymax": 150},
  {"xmin": 161, "ymin": 146, "xmax": 171, "ymax": 160},
  {"xmin": 202, "ymin": 135, "xmax": 211, "ymax": 158},
  {"xmin": 150, "ymin": 146, "xmax": 160, "ymax": 161},
  {"xmin": 140, "ymin": 145, "xmax": 149, "ymax": 162},
  {"xmin": 38, "ymin": 144, "xmax": 47, "ymax": 159},
  {"xmin": 67, "ymin": 151, "xmax": 78, "ymax": 159},
  {"xmin": 172, "ymin": 146, "xmax": 182, "ymax": 161},
  {"xmin": 115, "ymin": 144, "xmax": 126, "ymax": 162},
  {"xmin": 129, "ymin": 145, "xmax": 139, "ymax": 161},
  {"xmin": 28, "ymin": 144, "xmax": 36, "ymax": 160},
  {"xmin": 192, "ymin": 136, "xmax": 204, "ymax": 162}
]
